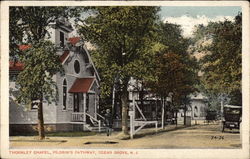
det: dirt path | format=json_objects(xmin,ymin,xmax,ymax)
[{"xmin": 10, "ymin": 124, "xmax": 240, "ymax": 149}]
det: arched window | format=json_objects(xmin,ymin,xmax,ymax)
[
  {"xmin": 194, "ymin": 106, "xmax": 198, "ymax": 117},
  {"xmin": 74, "ymin": 60, "xmax": 80, "ymax": 74},
  {"xmin": 63, "ymin": 79, "xmax": 67, "ymax": 110}
]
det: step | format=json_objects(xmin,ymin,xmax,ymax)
[
  {"xmin": 85, "ymin": 124, "xmax": 106, "ymax": 132},
  {"xmin": 91, "ymin": 129, "xmax": 106, "ymax": 132},
  {"xmin": 90, "ymin": 127, "xmax": 106, "ymax": 130},
  {"xmin": 70, "ymin": 122, "xmax": 84, "ymax": 124}
]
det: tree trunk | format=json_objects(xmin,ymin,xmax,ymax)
[
  {"xmin": 161, "ymin": 98, "xmax": 165, "ymax": 129},
  {"xmin": 121, "ymin": 90, "xmax": 129, "ymax": 135},
  {"xmin": 156, "ymin": 99, "xmax": 158, "ymax": 121},
  {"xmin": 220, "ymin": 99, "xmax": 224, "ymax": 119},
  {"xmin": 184, "ymin": 104, "xmax": 186, "ymax": 125},
  {"xmin": 175, "ymin": 111, "xmax": 178, "ymax": 126},
  {"xmin": 38, "ymin": 98, "xmax": 45, "ymax": 140}
]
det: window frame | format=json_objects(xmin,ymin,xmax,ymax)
[
  {"xmin": 62, "ymin": 78, "xmax": 67, "ymax": 111},
  {"xmin": 30, "ymin": 101, "xmax": 38, "ymax": 110},
  {"xmin": 74, "ymin": 60, "xmax": 80, "ymax": 74},
  {"xmin": 60, "ymin": 31, "xmax": 65, "ymax": 47}
]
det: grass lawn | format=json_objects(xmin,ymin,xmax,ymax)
[
  {"xmin": 10, "ymin": 131, "xmax": 98, "ymax": 137},
  {"xmin": 46, "ymin": 131, "xmax": 97, "ymax": 137}
]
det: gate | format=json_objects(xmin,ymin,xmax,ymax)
[{"xmin": 129, "ymin": 98, "xmax": 158, "ymax": 139}]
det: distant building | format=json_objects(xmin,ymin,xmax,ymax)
[
  {"xmin": 190, "ymin": 93, "xmax": 208, "ymax": 120},
  {"xmin": 177, "ymin": 93, "xmax": 208, "ymax": 124},
  {"xmin": 9, "ymin": 18, "xmax": 103, "ymax": 135},
  {"xmin": 114, "ymin": 77, "xmax": 208, "ymax": 125}
]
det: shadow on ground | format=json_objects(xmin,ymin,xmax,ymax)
[
  {"xmin": 10, "ymin": 131, "xmax": 97, "ymax": 137},
  {"xmin": 128, "ymin": 125, "xmax": 188, "ymax": 140},
  {"xmin": 84, "ymin": 141, "xmax": 118, "ymax": 145}
]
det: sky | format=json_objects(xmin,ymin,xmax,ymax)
[{"xmin": 159, "ymin": 6, "xmax": 242, "ymax": 37}]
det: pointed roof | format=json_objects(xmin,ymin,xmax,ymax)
[{"xmin": 67, "ymin": 37, "xmax": 100, "ymax": 81}]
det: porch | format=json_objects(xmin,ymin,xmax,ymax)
[{"xmin": 68, "ymin": 77, "xmax": 104, "ymax": 132}]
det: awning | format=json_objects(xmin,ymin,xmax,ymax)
[{"xmin": 68, "ymin": 78, "xmax": 94, "ymax": 93}]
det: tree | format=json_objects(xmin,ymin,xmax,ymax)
[
  {"xmin": 193, "ymin": 13, "xmax": 242, "ymax": 107},
  {"xmin": 147, "ymin": 52, "xmax": 198, "ymax": 126},
  {"xmin": 10, "ymin": 7, "xmax": 68, "ymax": 139},
  {"xmin": 78, "ymin": 6, "xmax": 160, "ymax": 135},
  {"xmin": 145, "ymin": 22, "xmax": 198, "ymax": 127},
  {"xmin": 16, "ymin": 41, "xmax": 63, "ymax": 139}
]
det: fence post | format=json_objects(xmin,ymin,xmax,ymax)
[
  {"xmin": 98, "ymin": 120, "xmax": 101, "ymax": 132},
  {"xmin": 129, "ymin": 111, "xmax": 134, "ymax": 139},
  {"xmin": 155, "ymin": 122, "xmax": 158, "ymax": 133}
]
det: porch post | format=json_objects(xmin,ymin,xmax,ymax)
[{"xmin": 83, "ymin": 93, "xmax": 87, "ymax": 123}]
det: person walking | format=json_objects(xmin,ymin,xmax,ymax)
[{"xmin": 104, "ymin": 109, "xmax": 112, "ymax": 136}]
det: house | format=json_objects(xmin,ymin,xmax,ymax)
[
  {"xmin": 9, "ymin": 18, "xmax": 103, "ymax": 135},
  {"xmin": 116, "ymin": 77, "xmax": 208, "ymax": 125}
]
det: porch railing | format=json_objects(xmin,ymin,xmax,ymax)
[
  {"xmin": 96, "ymin": 113, "xmax": 105, "ymax": 120},
  {"xmin": 71, "ymin": 112, "xmax": 102, "ymax": 132},
  {"xmin": 86, "ymin": 113, "xmax": 101, "ymax": 132},
  {"xmin": 71, "ymin": 112, "xmax": 85, "ymax": 122}
]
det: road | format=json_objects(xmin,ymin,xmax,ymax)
[{"xmin": 10, "ymin": 123, "xmax": 241, "ymax": 149}]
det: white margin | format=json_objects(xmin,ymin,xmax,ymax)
[{"xmin": 1, "ymin": 1, "xmax": 249, "ymax": 159}]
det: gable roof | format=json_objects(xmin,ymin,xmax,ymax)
[
  {"xmin": 59, "ymin": 50, "xmax": 70, "ymax": 63},
  {"xmin": 68, "ymin": 37, "xmax": 81, "ymax": 45},
  {"xmin": 67, "ymin": 37, "xmax": 100, "ymax": 82},
  {"xmin": 9, "ymin": 61, "xmax": 24, "ymax": 71},
  {"xmin": 68, "ymin": 78, "xmax": 95, "ymax": 93},
  {"xmin": 10, "ymin": 46, "xmax": 71, "ymax": 71},
  {"xmin": 12, "ymin": 40, "xmax": 101, "ymax": 82},
  {"xmin": 19, "ymin": 45, "xmax": 31, "ymax": 51}
]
